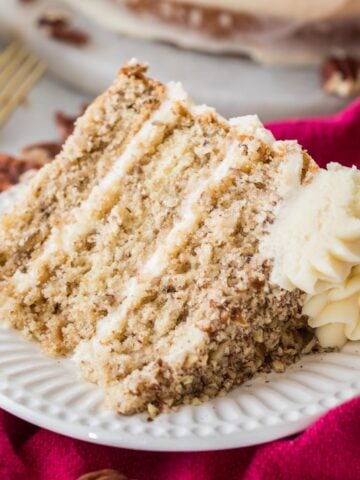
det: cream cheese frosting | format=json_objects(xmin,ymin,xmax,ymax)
[
  {"xmin": 304, "ymin": 265, "xmax": 360, "ymax": 348},
  {"xmin": 260, "ymin": 162, "xmax": 360, "ymax": 348}
]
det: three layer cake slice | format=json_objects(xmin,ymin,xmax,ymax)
[{"xmin": 0, "ymin": 62, "xmax": 321, "ymax": 415}]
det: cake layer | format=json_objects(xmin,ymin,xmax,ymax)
[{"xmin": 0, "ymin": 64, "xmax": 164, "ymax": 280}]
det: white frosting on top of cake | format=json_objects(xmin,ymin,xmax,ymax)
[
  {"xmin": 260, "ymin": 162, "xmax": 360, "ymax": 348},
  {"xmin": 229, "ymin": 115, "xmax": 275, "ymax": 146}
]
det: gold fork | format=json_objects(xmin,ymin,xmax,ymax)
[{"xmin": 0, "ymin": 41, "xmax": 47, "ymax": 127}]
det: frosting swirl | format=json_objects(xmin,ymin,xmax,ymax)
[
  {"xmin": 261, "ymin": 162, "xmax": 360, "ymax": 347},
  {"xmin": 304, "ymin": 265, "xmax": 360, "ymax": 347}
]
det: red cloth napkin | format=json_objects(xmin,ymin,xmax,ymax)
[
  {"xmin": 1, "ymin": 100, "xmax": 360, "ymax": 480},
  {"xmin": 269, "ymin": 98, "xmax": 360, "ymax": 169}
]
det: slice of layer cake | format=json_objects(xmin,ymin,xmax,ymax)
[{"xmin": 0, "ymin": 62, "xmax": 319, "ymax": 415}]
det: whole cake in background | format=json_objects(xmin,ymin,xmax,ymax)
[
  {"xmin": 0, "ymin": 62, "xmax": 359, "ymax": 417},
  {"xmin": 59, "ymin": 0, "xmax": 360, "ymax": 64}
]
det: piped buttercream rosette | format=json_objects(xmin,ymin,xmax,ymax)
[{"xmin": 261, "ymin": 162, "xmax": 360, "ymax": 348}]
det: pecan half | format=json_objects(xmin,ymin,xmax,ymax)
[
  {"xmin": 77, "ymin": 469, "xmax": 131, "ymax": 480},
  {"xmin": 322, "ymin": 56, "xmax": 360, "ymax": 98},
  {"xmin": 47, "ymin": 27, "xmax": 89, "ymax": 46},
  {"xmin": 0, "ymin": 153, "xmax": 42, "ymax": 191},
  {"xmin": 38, "ymin": 9, "xmax": 89, "ymax": 46},
  {"xmin": 37, "ymin": 9, "xmax": 69, "ymax": 29}
]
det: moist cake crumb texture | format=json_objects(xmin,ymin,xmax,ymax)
[{"xmin": 0, "ymin": 63, "xmax": 318, "ymax": 415}]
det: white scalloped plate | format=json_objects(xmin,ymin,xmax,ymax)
[{"xmin": 0, "ymin": 325, "xmax": 359, "ymax": 451}]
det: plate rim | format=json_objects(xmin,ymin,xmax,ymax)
[
  {"xmin": 0, "ymin": 392, "xmax": 322, "ymax": 451},
  {"xmin": 0, "ymin": 327, "xmax": 359, "ymax": 451}
]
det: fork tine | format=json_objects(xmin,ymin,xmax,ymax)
[
  {"xmin": 0, "ymin": 42, "xmax": 46, "ymax": 127},
  {"xmin": 0, "ymin": 41, "xmax": 20, "ymax": 69},
  {"xmin": 0, "ymin": 54, "xmax": 40, "ymax": 107},
  {"xmin": 0, "ymin": 45, "xmax": 29, "ymax": 88},
  {"xmin": 0, "ymin": 60, "xmax": 46, "ymax": 127}
]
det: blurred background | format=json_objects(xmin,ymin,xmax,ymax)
[{"xmin": 0, "ymin": 0, "xmax": 359, "ymax": 154}]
